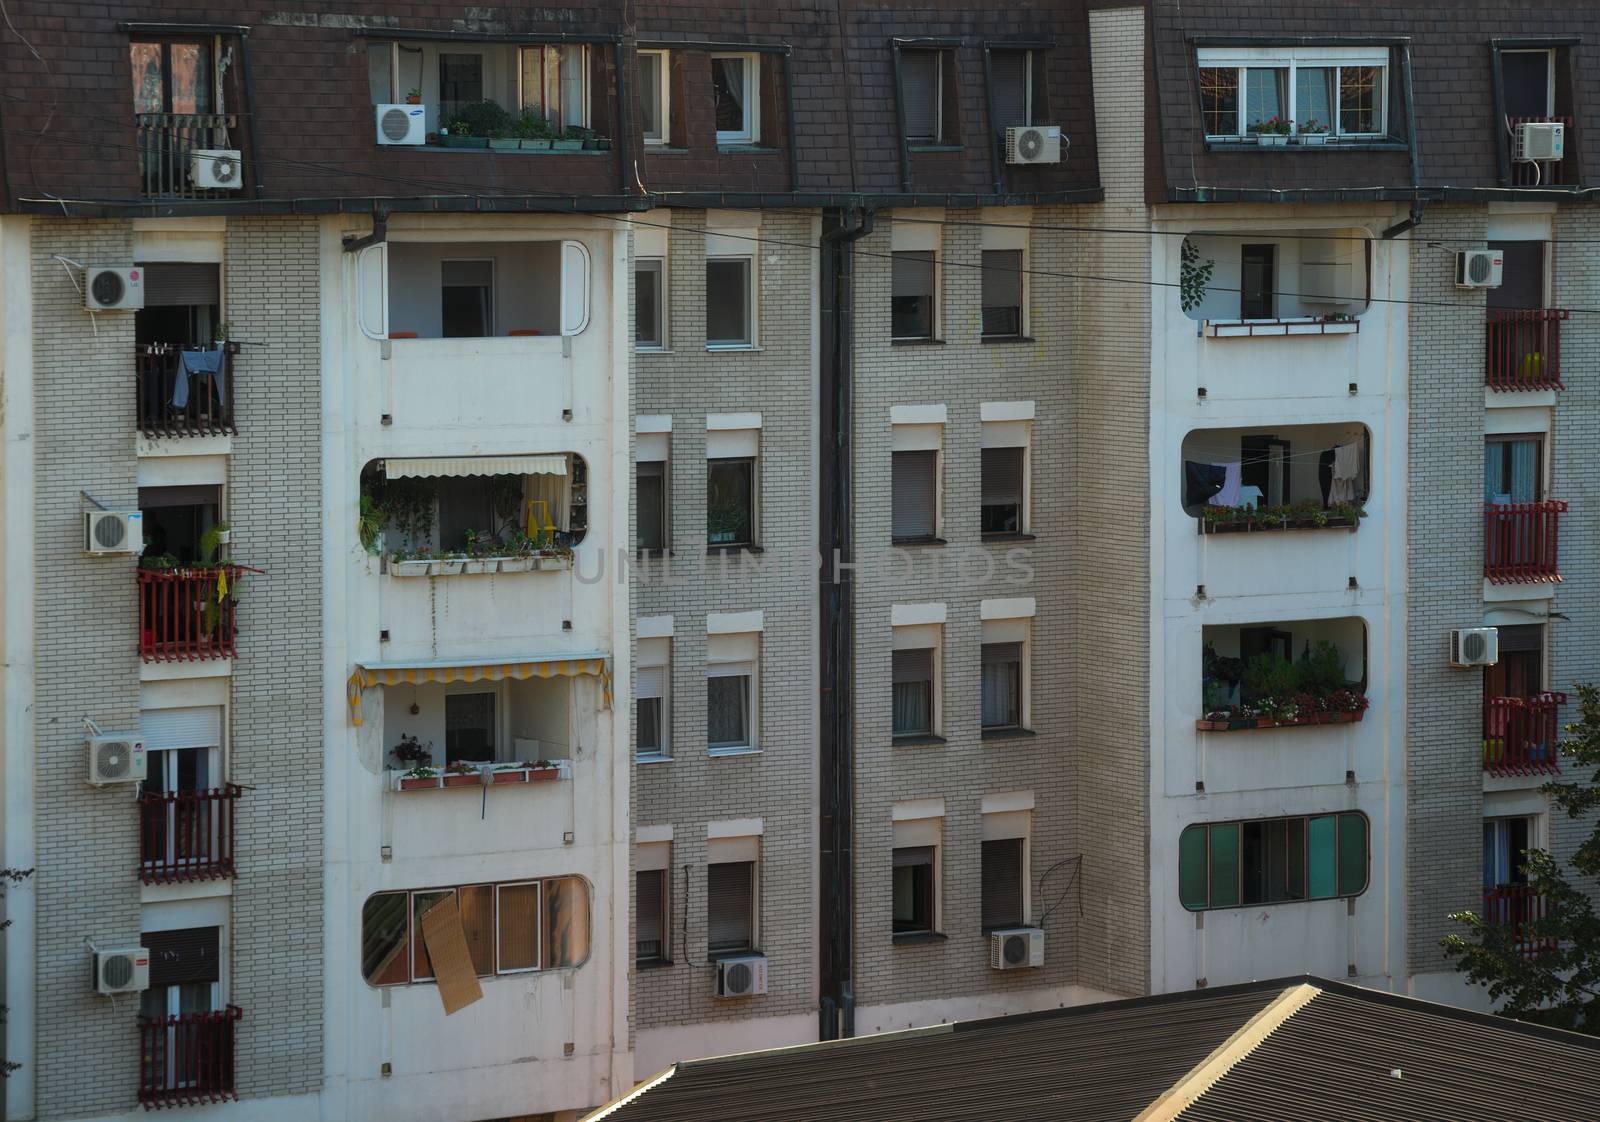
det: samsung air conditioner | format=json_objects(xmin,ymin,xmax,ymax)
[
  {"xmin": 714, "ymin": 953, "xmax": 768, "ymax": 998},
  {"xmin": 1455, "ymin": 249, "xmax": 1504, "ymax": 289},
  {"xmin": 84, "ymin": 510, "xmax": 142, "ymax": 555},
  {"xmin": 84, "ymin": 266, "xmax": 144, "ymax": 310},
  {"xmin": 1005, "ymin": 125, "xmax": 1063, "ymax": 165},
  {"xmin": 1514, "ymin": 121, "xmax": 1565, "ymax": 163},
  {"xmin": 376, "ymin": 104, "xmax": 427, "ymax": 145},
  {"xmin": 93, "ymin": 946, "xmax": 150, "ymax": 995},
  {"xmin": 191, "ymin": 149, "xmax": 243, "ymax": 190},
  {"xmin": 88, "ymin": 736, "xmax": 147, "ymax": 786},
  {"xmin": 989, "ymin": 927, "xmax": 1045, "ymax": 970},
  {"xmin": 1450, "ymin": 627, "xmax": 1500, "ymax": 669}
]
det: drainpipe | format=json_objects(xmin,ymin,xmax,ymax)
[
  {"xmin": 1383, "ymin": 45, "xmax": 1423, "ymax": 239},
  {"xmin": 818, "ymin": 205, "xmax": 873, "ymax": 1042},
  {"xmin": 341, "ymin": 211, "xmax": 388, "ymax": 253}
]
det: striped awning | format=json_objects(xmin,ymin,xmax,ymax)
[
  {"xmin": 383, "ymin": 455, "xmax": 567, "ymax": 479},
  {"xmin": 346, "ymin": 654, "xmax": 610, "ymax": 725}
]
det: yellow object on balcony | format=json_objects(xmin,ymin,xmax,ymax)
[{"xmin": 346, "ymin": 654, "xmax": 611, "ymax": 725}]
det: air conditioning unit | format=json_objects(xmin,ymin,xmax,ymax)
[
  {"xmin": 1450, "ymin": 627, "xmax": 1500, "ymax": 668},
  {"xmin": 190, "ymin": 149, "xmax": 242, "ymax": 190},
  {"xmin": 93, "ymin": 945, "xmax": 150, "ymax": 995},
  {"xmin": 714, "ymin": 953, "xmax": 768, "ymax": 998},
  {"xmin": 84, "ymin": 510, "xmax": 143, "ymax": 555},
  {"xmin": 376, "ymin": 104, "xmax": 427, "ymax": 146},
  {"xmin": 84, "ymin": 266, "xmax": 144, "ymax": 311},
  {"xmin": 1514, "ymin": 121, "xmax": 1565, "ymax": 163},
  {"xmin": 88, "ymin": 736, "xmax": 147, "ymax": 786},
  {"xmin": 1455, "ymin": 249, "xmax": 1504, "ymax": 289},
  {"xmin": 990, "ymin": 927, "xmax": 1045, "ymax": 970},
  {"xmin": 1005, "ymin": 125, "xmax": 1063, "ymax": 165}
]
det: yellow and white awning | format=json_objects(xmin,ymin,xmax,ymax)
[
  {"xmin": 346, "ymin": 654, "xmax": 611, "ymax": 725},
  {"xmin": 383, "ymin": 455, "xmax": 567, "ymax": 479}
]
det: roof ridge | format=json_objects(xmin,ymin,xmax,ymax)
[{"xmin": 1132, "ymin": 982, "xmax": 1322, "ymax": 1122}]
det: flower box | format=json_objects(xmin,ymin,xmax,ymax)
[
  {"xmin": 442, "ymin": 135, "xmax": 488, "ymax": 149},
  {"xmin": 498, "ymin": 556, "xmax": 534, "ymax": 573},
  {"xmin": 491, "ymin": 768, "xmax": 529, "ymax": 784},
  {"xmin": 1196, "ymin": 707, "xmax": 1366, "ymax": 733},
  {"xmin": 1299, "ymin": 133, "xmax": 1328, "ymax": 146},
  {"xmin": 536, "ymin": 554, "xmax": 570, "ymax": 571},
  {"xmin": 1201, "ymin": 514, "xmax": 1360, "ymax": 535},
  {"xmin": 552, "ymin": 138, "xmax": 584, "ymax": 152},
  {"xmin": 462, "ymin": 559, "xmax": 493, "ymax": 575},
  {"xmin": 527, "ymin": 766, "xmax": 561, "ymax": 782},
  {"xmin": 436, "ymin": 559, "xmax": 464, "ymax": 576},
  {"xmin": 487, "ymin": 137, "xmax": 520, "ymax": 151},
  {"xmin": 442, "ymin": 772, "xmax": 480, "ymax": 788},
  {"xmin": 1204, "ymin": 317, "xmax": 1360, "ymax": 338},
  {"xmin": 520, "ymin": 138, "xmax": 553, "ymax": 151},
  {"xmin": 396, "ymin": 772, "xmax": 441, "ymax": 791}
]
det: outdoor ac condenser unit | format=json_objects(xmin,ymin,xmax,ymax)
[
  {"xmin": 84, "ymin": 510, "xmax": 143, "ymax": 555},
  {"xmin": 84, "ymin": 266, "xmax": 144, "ymax": 310},
  {"xmin": 714, "ymin": 954, "xmax": 768, "ymax": 998},
  {"xmin": 1450, "ymin": 628, "xmax": 1500, "ymax": 668},
  {"xmin": 93, "ymin": 946, "xmax": 150, "ymax": 995},
  {"xmin": 190, "ymin": 149, "xmax": 243, "ymax": 189},
  {"xmin": 1514, "ymin": 121, "xmax": 1565, "ymax": 163},
  {"xmin": 989, "ymin": 927, "xmax": 1045, "ymax": 970},
  {"xmin": 1005, "ymin": 125, "xmax": 1063, "ymax": 165},
  {"xmin": 88, "ymin": 736, "xmax": 147, "ymax": 786},
  {"xmin": 1455, "ymin": 250, "xmax": 1504, "ymax": 289},
  {"xmin": 376, "ymin": 104, "xmax": 427, "ymax": 145}
]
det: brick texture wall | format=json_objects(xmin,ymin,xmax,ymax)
[{"xmin": 223, "ymin": 216, "xmax": 325, "ymax": 1098}]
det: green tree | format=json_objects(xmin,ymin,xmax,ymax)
[{"xmin": 1442, "ymin": 683, "xmax": 1600, "ymax": 1032}]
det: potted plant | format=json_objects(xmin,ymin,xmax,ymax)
[
  {"xmin": 442, "ymin": 760, "xmax": 482, "ymax": 788},
  {"xmin": 515, "ymin": 110, "xmax": 554, "ymax": 150},
  {"xmin": 487, "ymin": 125, "xmax": 520, "ymax": 152},
  {"xmin": 435, "ymin": 553, "xmax": 464, "ymax": 576},
  {"xmin": 389, "ymin": 550, "xmax": 432, "ymax": 577},
  {"xmin": 490, "ymin": 762, "xmax": 530, "ymax": 784},
  {"xmin": 586, "ymin": 132, "xmax": 612, "ymax": 152},
  {"xmin": 391, "ymin": 734, "xmax": 433, "ymax": 772},
  {"xmin": 212, "ymin": 321, "xmax": 234, "ymax": 347},
  {"xmin": 1249, "ymin": 116, "xmax": 1292, "ymax": 147},
  {"xmin": 1297, "ymin": 118, "xmax": 1329, "ymax": 145},
  {"xmin": 405, "ymin": 87, "xmax": 422, "ymax": 106},
  {"xmin": 526, "ymin": 759, "xmax": 561, "ymax": 781},
  {"xmin": 552, "ymin": 125, "xmax": 586, "ymax": 152},
  {"xmin": 397, "ymin": 765, "xmax": 440, "ymax": 791}
]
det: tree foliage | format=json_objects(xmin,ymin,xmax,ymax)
[
  {"xmin": 0, "ymin": 866, "xmax": 33, "ymax": 1077},
  {"xmin": 1442, "ymin": 684, "xmax": 1600, "ymax": 1031}
]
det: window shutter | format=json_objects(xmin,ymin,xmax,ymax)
[
  {"xmin": 1179, "ymin": 826, "xmax": 1209, "ymax": 909},
  {"xmin": 140, "ymin": 263, "xmax": 220, "ymax": 307},
  {"xmin": 892, "ymin": 845, "xmax": 934, "ymax": 868},
  {"xmin": 637, "ymin": 870, "xmax": 664, "ymax": 957},
  {"xmin": 902, "ymin": 51, "xmax": 939, "ymax": 139},
  {"xmin": 144, "ymin": 926, "xmax": 220, "ymax": 987},
  {"xmin": 458, "ymin": 883, "xmax": 496, "ymax": 976},
  {"xmin": 138, "ymin": 706, "xmax": 223, "ymax": 751},
  {"xmin": 707, "ymin": 861, "xmax": 753, "ymax": 950},
  {"xmin": 981, "ymin": 838, "xmax": 1025, "ymax": 928},
  {"xmin": 990, "ymin": 51, "xmax": 1028, "ymax": 130},
  {"xmin": 980, "ymin": 250, "xmax": 1024, "ymax": 336},
  {"xmin": 636, "ymin": 666, "xmax": 665, "ymax": 700},
  {"xmin": 497, "ymin": 883, "xmax": 539, "ymax": 971},
  {"xmin": 892, "ymin": 449, "xmax": 938, "ymax": 538},
  {"xmin": 892, "ymin": 647, "xmax": 933, "ymax": 684},
  {"xmin": 1336, "ymin": 813, "xmax": 1368, "ymax": 897},
  {"xmin": 891, "ymin": 251, "xmax": 935, "ymax": 300},
  {"xmin": 981, "ymin": 447, "xmax": 1024, "ymax": 507},
  {"xmin": 1497, "ymin": 624, "xmax": 1544, "ymax": 653}
]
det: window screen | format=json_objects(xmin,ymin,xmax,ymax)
[
  {"xmin": 891, "ymin": 449, "xmax": 938, "ymax": 539},
  {"xmin": 981, "ymin": 838, "xmax": 1025, "ymax": 929},
  {"xmin": 902, "ymin": 50, "xmax": 941, "ymax": 140},
  {"xmin": 707, "ymin": 860, "xmax": 754, "ymax": 951}
]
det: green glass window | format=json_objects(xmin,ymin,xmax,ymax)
[
  {"xmin": 1307, "ymin": 814, "xmax": 1337, "ymax": 899},
  {"xmin": 1337, "ymin": 813, "xmax": 1369, "ymax": 897},
  {"xmin": 1181, "ymin": 813, "xmax": 1369, "ymax": 911},
  {"xmin": 1208, "ymin": 823, "xmax": 1239, "ymax": 908},
  {"xmin": 1179, "ymin": 826, "xmax": 1209, "ymax": 910}
]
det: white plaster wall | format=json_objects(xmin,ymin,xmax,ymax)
[{"xmin": 1148, "ymin": 207, "xmax": 1410, "ymax": 995}]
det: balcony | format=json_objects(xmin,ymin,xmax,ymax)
[
  {"xmin": 1484, "ymin": 501, "xmax": 1567, "ymax": 584},
  {"xmin": 1486, "ymin": 309, "xmax": 1566, "ymax": 392},
  {"xmin": 138, "ymin": 1006, "xmax": 241, "ymax": 1109},
  {"xmin": 138, "ymin": 566, "xmax": 243, "ymax": 662},
  {"xmin": 137, "ymin": 344, "xmax": 236, "ymax": 437},
  {"xmin": 1198, "ymin": 618, "xmax": 1368, "ymax": 732},
  {"xmin": 135, "ymin": 113, "xmax": 240, "ymax": 200},
  {"xmin": 1483, "ymin": 692, "xmax": 1567, "ymax": 777},
  {"xmin": 1482, "ymin": 884, "xmax": 1556, "ymax": 959},
  {"xmin": 1508, "ymin": 116, "xmax": 1575, "ymax": 187},
  {"xmin": 138, "ymin": 785, "xmax": 241, "ymax": 884}
]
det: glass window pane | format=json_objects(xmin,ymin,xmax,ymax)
[
  {"xmin": 706, "ymin": 258, "xmax": 751, "ymax": 345},
  {"xmin": 640, "ymin": 53, "xmax": 663, "ymax": 140},
  {"xmin": 1339, "ymin": 66, "xmax": 1383, "ymax": 134},
  {"xmin": 981, "ymin": 447, "xmax": 1024, "ymax": 533},
  {"xmin": 708, "ymin": 674, "xmax": 751, "ymax": 748},
  {"xmin": 498, "ymin": 882, "xmax": 540, "ymax": 971},
  {"xmin": 891, "ymin": 251, "xmax": 935, "ymax": 339},
  {"xmin": 362, "ymin": 892, "xmax": 410, "ymax": 985},
  {"xmin": 1307, "ymin": 815, "xmax": 1337, "ymax": 898},
  {"xmin": 712, "ymin": 56, "xmax": 748, "ymax": 137},
  {"xmin": 981, "ymin": 250, "xmax": 1023, "ymax": 336},
  {"xmin": 892, "ymin": 846, "xmax": 934, "ymax": 932},
  {"xmin": 438, "ymin": 52, "xmax": 484, "ymax": 124},
  {"xmin": 1337, "ymin": 813, "xmax": 1369, "ymax": 897},
  {"xmin": 707, "ymin": 458, "xmax": 753, "ymax": 544},
  {"xmin": 1286, "ymin": 816, "xmax": 1307, "ymax": 899},
  {"xmin": 411, "ymin": 890, "xmax": 454, "ymax": 980},
  {"xmin": 636, "ymin": 869, "xmax": 665, "ymax": 960},
  {"xmin": 981, "ymin": 838, "xmax": 1025, "ymax": 929},
  {"xmin": 637, "ymin": 460, "xmax": 667, "ymax": 551},
  {"xmin": 444, "ymin": 692, "xmax": 496, "ymax": 763},
  {"xmin": 981, "ymin": 644, "xmax": 1021, "ymax": 728},
  {"xmin": 1208, "ymin": 823, "xmax": 1239, "ymax": 907},
  {"xmin": 131, "ymin": 43, "xmax": 165, "ymax": 114},
  {"xmin": 902, "ymin": 51, "xmax": 940, "ymax": 140},
  {"xmin": 168, "ymin": 43, "xmax": 212, "ymax": 115},
  {"xmin": 542, "ymin": 876, "xmax": 591, "ymax": 968},
  {"xmin": 1295, "ymin": 67, "xmax": 1334, "ymax": 136},
  {"xmin": 1179, "ymin": 825, "xmax": 1209, "ymax": 909},
  {"xmin": 368, "ymin": 43, "xmax": 394, "ymax": 105},
  {"xmin": 1199, "ymin": 67, "xmax": 1239, "ymax": 135},
  {"xmin": 1244, "ymin": 67, "xmax": 1287, "ymax": 132},
  {"xmin": 636, "ymin": 696, "xmax": 663, "ymax": 753},
  {"xmin": 635, "ymin": 259, "xmax": 664, "ymax": 347},
  {"xmin": 559, "ymin": 45, "xmax": 586, "ymax": 128}
]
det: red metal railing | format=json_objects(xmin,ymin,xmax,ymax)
[
  {"xmin": 1509, "ymin": 116, "xmax": 1575, "ymax": 187},
  {"xmin": 1486, "ymin": 308, "xmax": 1566, "ymax": 392},
  {"xmin": 1483, "ymin": 885, "xmax": 1557, "ymax": 959},
  {"xmin": 138, "ymin": 786, "xmax": 241, "ymax": 884},
  {"xmin": 1484, "ymin": 501, "xmax": 1567, "ymax": 583},
  {"xmin": 137, "ymin": 345, "xmax": 236, "ymax": 436},
  {"xmin": 138, "ymin": 1006, "xmax": 241, "ymax": 1109},
  {"xmin": 1483, "ymin": 692, "xmax": 1567, "ymax": 776},
  {"xmin": 138, "ymin": 567, "xmax": 241, "ymax": 662}
]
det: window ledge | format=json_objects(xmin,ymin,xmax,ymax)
[
  {"xmin": 1203, "ymin": 139, "xmax": 1408, "ymax": 153},
  {"xmin": 981, "ymin": 726, "xmax": 1037, "ymax": 742},
  {"xmin": 709, "ymin": 948, "xmax": 761, "ymax": 961},
  {"xmin": 708, "ymin": 746, "xmax": 762, "ymax": 759},
  {"xmin": 643, "ymin": 143, "xmax": 684, "ymax": 153},
  {"xmin": 981, "ymin": 532, "xmax": 1036, "ymax": 544},
  {"xmin": 907, "ymin": 143, "xmax": 964, "ymax": 153},
  {"xmin": 892, "ymin": 930, "xmax": 948, "ymax": 945},
  {"xmin": 635, "ymin": 345, "xmax": 671, "ymax": 354},
  {"xmin": 891, "ymin": 536, "xmax": 946, "ymax": 548},
  {"xmin": 705, "ymin": 343, "xmax": 763, "ymax": 353},
  {"xmin": 716, "ymin": 144, "xmax": 782, "ymax": 155},
  {"xmin": 892, "ymin": 734, "xmax": 947, "ymax": 748},
  {"xmin": 635, "ymin": 753, "xmax": 674, "ymax": 765},
  {"xmin": 707, "ymin": 544, "xmax": 764, "ymax": 556},
  {"xmin": 634, "ymin": 549, "xmax": 676, "ymax": 560},
  {"xmin": 637, "ymin": 957, "xmax": 675, "ymax": 970},
  {"xmin": 980, "ymin": 334, "xmax": 1037, "ymax": 345},
  {"xmin": 891, "ymin": 338, "xmax": 946, "ymax": 347}
]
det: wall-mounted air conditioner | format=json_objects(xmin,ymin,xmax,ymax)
[
  {"xmin": 92, "ymin": 946, "xmax": 150, "ymax": 995},
  {"xmin": 1455, "ymin": 250, "xmax": 1503, "ymax": 289},
  {"xmin": 714, "ymin": 954, "xmax": 768, "ymax": 998},
  {"xmin": 376, "ymin": 104, "xmax": 427, "ymax": 146},
  {"xmin": 88, "ymin": 736, "xmax": 147, "ymax": 786},
  {"xmin": 989, "ymin": 927, "xmax": 1045, "ymax": 970},
  {"xmin": 1005, "ymin": 126, "xmax": 1063, "ymax": 165},
  {"xmin": 1450, "ymin": 628, "xmax": 1500, "ymax": 668},
  {"xmin": 1514, "ymin": 121, "xmax": 1565, "ymax": 163},
  {"xmin": 84, "ymin": 266, "xmax": 144, "ymax": 310},
  {"xmin": 191, "ymin": 149, "xmax": 243, "ymax": 190},
  {"xmin": 84, "ymin": 510, "xmax": 142, "ymax": 555}
]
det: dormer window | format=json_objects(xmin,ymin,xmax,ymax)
[{"xmin": 1197, "ymin": 46, "xmax": 1388, "ymax": 142}]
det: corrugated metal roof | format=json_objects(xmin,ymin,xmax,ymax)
[{"xmin": 585, "ymin": 978, "xmax": 1600, "ymax": 1122}]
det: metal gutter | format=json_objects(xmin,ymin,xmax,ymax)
[
  {"xmin": 236, "ymin": 34, "xmax": 266, "ymax": 198},
  {"xmin": 613, "ymin": 40, "xmax": 632, "ymax": 195},
  {"xmin": 351, "ymin": 28, "xmax": 622, "ymax": 45},
  {"xmin": 635, "ymin": 40, "xmax": 793, "ymax": 55},
  {"xmin": 117, "ymin": 21, "xmax": 250, "ymax": 36}
]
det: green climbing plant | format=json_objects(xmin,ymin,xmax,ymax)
[{"xmin": 1180, "ymin": 237, "xmax": 1216, "ymax": 313}]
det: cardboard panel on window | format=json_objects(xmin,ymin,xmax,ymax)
[{"xmin": 420, "ymin": 895, "xmax": 484, "ymax": 1015}]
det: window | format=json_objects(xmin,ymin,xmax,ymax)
[
  {"xmin": 892, "ymin": 846, "xmax": 936, "ymax": 934},
  {"xmin": 707, "ymin": 457, "xmax": 755, "ymax": 546},
  {"xmin": 707, "ymin": 669, "xmax": 753, "ymax": 752},
  {"xmin": 437, "ymin": 52, "xmax": 485, "ymax": 124},
  {"xmin": 981, "ymin": 838, "xmax": 1026, "ymax": 929},
  {"xmin": 637, "ymin": 460, "xmax": 669, "ymax": 552},
  {"xmin": 130, "ymin": 40, "xmax": 214, "ymax": 115},
  {"xmin": 542, "ymin": 875, "xmax": 591, "ymax": 969},
  {"xmin": 1240, "ymin": 244, "xmax": 1276, "ymax": 319},
  {"xmin": 1501, "ymin": 50, "xmax": 1554, "ymax": 119},
  {"xmin": 497, "ymin": 882, "xmax": 541, "ymax": 972},
  {"xmin": 1484, "ymin": 624, "xmax": 1544, "ymax": 704},
  {"xmin": 1197, "ymin": 47, "xmax": 1388, "ymax": 139},
  {"xmin": 519, "ymin": 45, "xmax": 589, "ymax": 129},
  {"xmin": 441, "ymin": 259, "xmax": 494, "ymax": 338},
  {"xmin": 1487, "ymin": 241, "xmax": 1546, "ymax": 313},
  {"xmin": 637, "ymin": 869, "xmax": 668, "ymax": 962},
  {"xmin": 711, "ymin": 53, "xmax": 759, "ymax": 144},
  {"xmin": 891, "ymin": 449, "xmax": 939, "ymax": 541},
  {"xmin": 706, "ymin": 257, "xmax": 754, "ymax": 346},
  {"xmin": 1484, "ymin": 435, "xmax": 1543, "ymax": 504},
  {"xmin": 901, "ymin": 49, "xmax": 945, "ymax": 143},
  {"xmin": 981, "ymin": 250, "xmax": 1024, "ymax": 337},
  {"xmin": 891, "ymin": 251, "xmax": 936, "ymax": 340},
  {"xmin": 707, "ymin": 860, "xmax": 756, "ymax": 952},
  {"xmin": 1484, "ymin": 817, "xmax": 1534, "ymax": 888},
  {"xmin": 981, "ymin": 643, "xmax": 1023, "ymax": 730},
  {"xmin": 635, "ymin": 258, "xmax": 666, "ymax": 349},
  {"xmin": 444, "ymin": 691, "xmax": 496, "ymax": 764},
  {"xmin": 1178, "ymin": 813, "xmax": 1369, "ymax": 910},
  {"xmin": 892, "ymin": 649, "xmax": 935, "ymax": 738},
  {"xmin": 990, "ymin": 50, "xmax": 1032, "ymax": 131},
  {"xmin": 139, "ymin": 706, "xmax": 224, "ymax": 873},
  {"xmin": 639, "ymin": 50, "xmax": 670, "ymax": 144},
  {"xmin": 981, "ymin": 447, "xmax": 1025, "ymax": 534},
  {"xmin": 636, "ymin": 637, "xmax": 670, "ymax": 760}
]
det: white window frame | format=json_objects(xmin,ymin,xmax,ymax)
[
  {"xmin": 1197, "ymin": 46, "xmax": 1389, "ymax": 140},
  {"xmin": 517, "ymin": 44, "xmax": 591, "ymax": 129},
  {"xmin": 891, "ymin": 624, "xmax": 943, "ymax": 739},
  {"xmin": 711, "ymin": 52, "xmax": 760, "ymax": 145},
  {"xmin": 980, "ymin": 617, "xmax": 1032, "ymax": 732},
  {"xmin": 493, "ymin": 880, "xmax": 543, "ymax": 975},
  {"xmin": 635, "ymin": 637, "xmax": 672, "ymax": 762},
  {"xmin": 704, "ymin": 254, "xmax": 757, "ymax": 349},
  {"xmin": 706, "ymin": 660, "xmax": 758, "ymax": 755},
  {"xmin": 639, "ymin": 49, "xmax": 670, "ymax": 144},
  {"xmin": 980, "ymin": 417, "xmax": 1032, "ymax": 534},
  {"xmin": 635, "ymin": 256, "xmax": 667, "ymax": 350},
  {"xmin": 443, "ymin": 682, "xmax": 507, "ymax": 763}
]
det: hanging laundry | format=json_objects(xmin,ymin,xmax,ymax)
[
  {"xmin": 1210, "ymin": 461, "xmax": 1242, "ymax": 507},
  {"xmin": 173, "ymin": 348, "xmax": 226, "ymax": 410},
  {"xmin": 1184, "ymin": 461, "xmax": 1226, "ymax": 508},
  {"xmin": 1318, "ymin": 448, "xmax": 1335, "ymax": 506},
  {"xmin": 1330, "ymin": 442, "xmax": 1360, "ymax": 504}
]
